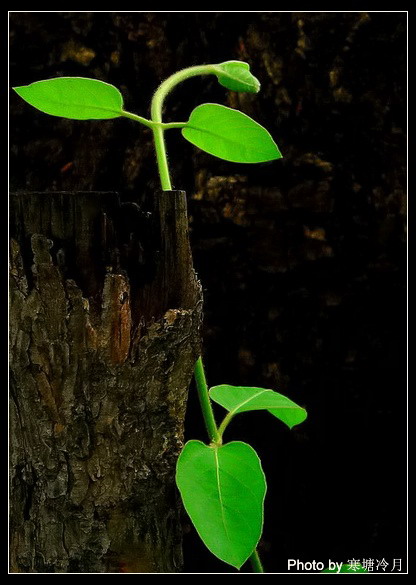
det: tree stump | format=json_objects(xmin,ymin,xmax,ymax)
[{"xmin": 9, "ymin": 190, "xmax": 202, "ymax": 573}]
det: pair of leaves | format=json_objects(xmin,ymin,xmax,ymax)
[
  {"xmin": 176, "ymin": 385, "xmax": 307, "ymax": 569},
  {"xmin": 13, "ymin": 73, "xmax": 281, "ymax": 164},
  {"xmin": 13, "ymin": 60, "xmax": 259, "ymax": 119}
]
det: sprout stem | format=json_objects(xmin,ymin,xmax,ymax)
[{"xmin": 193, "ymin": 357, "xmax": 221, "ymax": 445}]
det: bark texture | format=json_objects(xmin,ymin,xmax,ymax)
[{"xmin": 9, "ymin": 190, "xmax": 202, "ymax": 573}]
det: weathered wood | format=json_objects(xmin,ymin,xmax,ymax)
[{"xmin": 9, "ymin": 191, "xmax": 202, "ymax": 573}]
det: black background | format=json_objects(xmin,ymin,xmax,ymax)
[{"xmin": 9, "ymin": 11, "xmax": 407, "ymax": 574}]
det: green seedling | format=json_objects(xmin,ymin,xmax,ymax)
[{"xmin": 13, "ymin": 61, "xmax": 307, "ymax": 573}]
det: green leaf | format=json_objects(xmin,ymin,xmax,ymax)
[
  {"xmin": 182, "ymin": 103, "xmax": 282, "ymax": 163},
  {"xmin": 13, "ymin": 77, "xmax": 124, "ymax": 120},
  {"xmin": 175, "ymin": 440, "xmax": 266, "ymax": 569},
  {"xmin": 209, "ymin": 385, "xmax": 307, "ymax": 429},
  {"xmin": 214, "ymin": 61, "xmax": 260, "ymax": 93}
]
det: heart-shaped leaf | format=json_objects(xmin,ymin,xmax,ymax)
[
  {"xmin": 210, "ymin": 385, "xmax": 307, "ymax": 429},
  {"xmin": 13, "ymin": 77, "xmax": 124, "ymax": 120},
  {"xmin": 182, "ymin": 103, "xmax": 282, "ymax": 163},
  {"xmin": 175, "ymin": 440, "xmax": 266, "ymax": 569},
  {"xmin": 214, "ymin": 61, "xmax": 260, "ymax": 93}
]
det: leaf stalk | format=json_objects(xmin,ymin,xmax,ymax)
[{"xmin": 194, "ymin": 357, "xmax": 222, "ymax": 444}]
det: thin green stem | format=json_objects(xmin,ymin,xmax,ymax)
[
  {"xmin": 162, "ymin": 121, "xmax": 187, "ymax": 130},
  {"xmin": 121, "ymin": 109, "xmax": 154, "ymax": 128},
  {"xmin": 121, "ymin": 110, "xmax": 186, "ymax": 190},
  {"xmin": 150, "ymin": 64, "xmax": 218, "ymax": 191},
  {"xmin": 121, "ymin": 110, "xmax": 186, "ymax": 131},
  {"xmin": 150, "ymin": 64, "xmax": 218, "ymax": 124},
  {"xmin": 217, "ymin": 411, "xmax": 234, "ymax": 441},
  {"xmin": 121, "ymin": 110, "xmax": 174, "ymax": 190},
  {"xmin": 152, "ymin": 124, "xmax": 172, "ymax": 190},
  {"xmin": 249, "ymin": 549, "xmax": 264, "ymax": 573},
  {"xmin": 194, "ymin": 357, "xmax": 221, "ymax": 444}
]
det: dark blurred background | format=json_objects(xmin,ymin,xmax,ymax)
[{"xmin": 9, "ymin": 12, "xmax": 407, "ymax": 574}]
